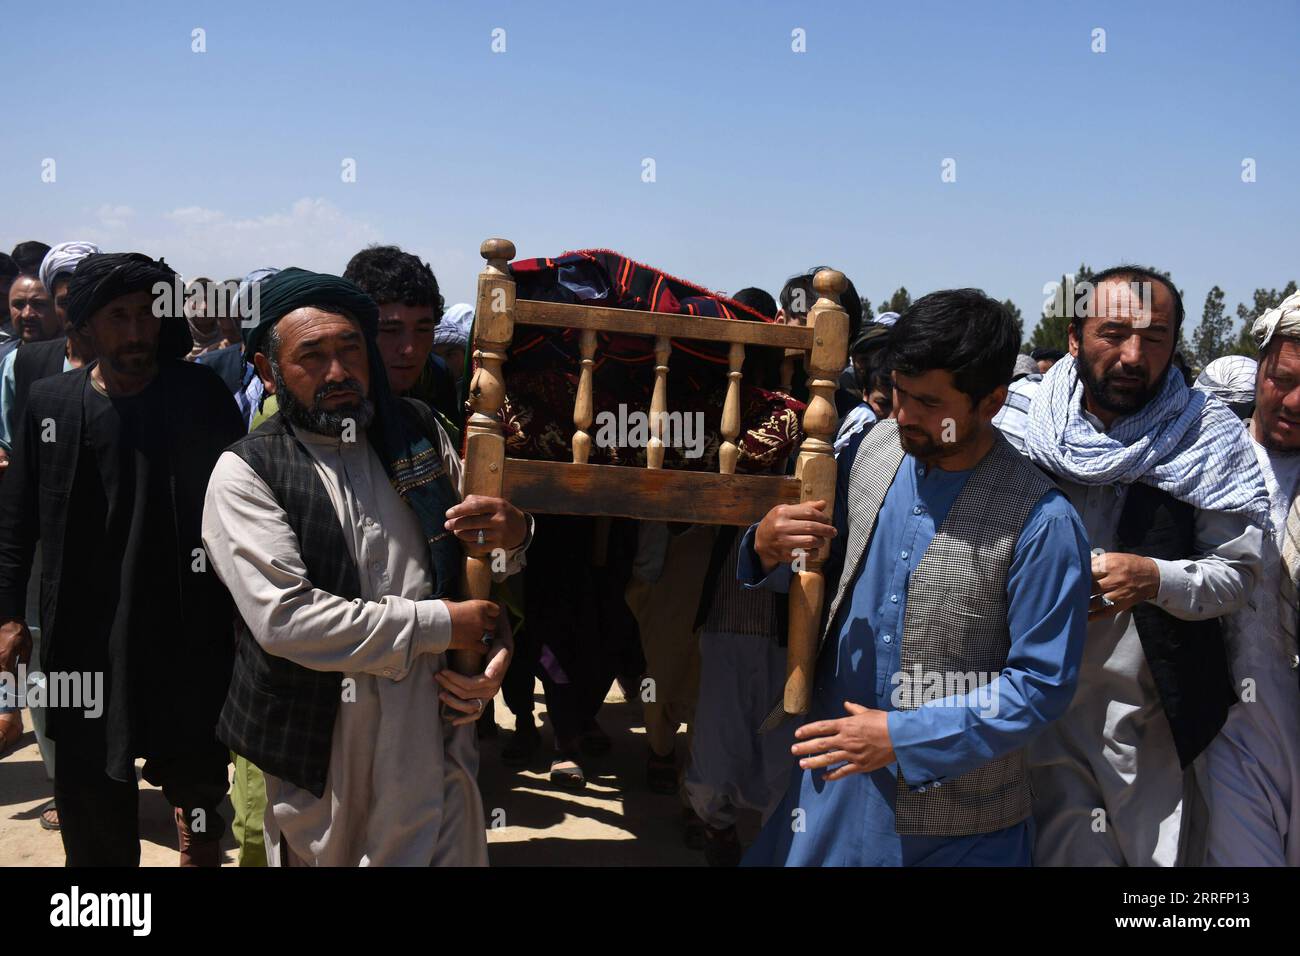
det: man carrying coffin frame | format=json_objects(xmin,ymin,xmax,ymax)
[
  {"xmin": 739, "ymin": 290, "xmax": 1090, "ymax": 866},
  {"xmin": 202, "ymin": 269, "xmax": 533, "ymax": 866}
]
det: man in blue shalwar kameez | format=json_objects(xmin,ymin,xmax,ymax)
[{"xmin": 739, "ymin": 290, "xmax": 1091, "ymax": 866}]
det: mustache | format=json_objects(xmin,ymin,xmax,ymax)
[
  {"xmin": 1104, "ymin": 366, "xmax": 1144, "ymax": 381},
  {"xmin": 314, "ymin": 379, "xmax": 365, "ymax": 403}
]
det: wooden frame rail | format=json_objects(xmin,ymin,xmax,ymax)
[{"xmin": 456, "ymin": 238, "xmax": 848, "ymax": 718}]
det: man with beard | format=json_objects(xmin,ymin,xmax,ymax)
[
  {"xmin": 1, "ymin": 243, "xmax": 101, "ymax": 453},
  {"xmin": 738, "ymin": 289, "xmax": 1090, "ymax": 866},
  {"xmin": 1007, "ymin": 267, "xmax": 1267, "ymax": 866},
  {"xmin": 201, "ymin": 268, "xmax": 532, "ymax": 866},
  {"xmin": 0, "ymin": 254, "xmax": 19, "ymax": 352},
  {"xmin": 0, "ymin": 252, "xmax": 245, "ymax": 865},
  {"xmin": 0, "ymin": 241, "xmax": 101, "ymax": 830},
  {"xmin": 0, "ymin": 273, "xmax": 62, "ymax": 471},
  {"xmin": 1200, "ymin": 292, "xmax": 1300, "ymax": 865}
]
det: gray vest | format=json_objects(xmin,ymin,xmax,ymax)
[{"xmin": 827, "ymin": 420, "xmax": 1056, "ymax": 836}]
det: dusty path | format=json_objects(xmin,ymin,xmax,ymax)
[{"xmin": 1, "ymin": 681, "xmax": 711, "ymax": 866}]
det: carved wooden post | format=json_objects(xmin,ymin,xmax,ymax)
[
  {"xmin": 454, "ymin": 237, "xmax": 515, "ymax": 681},
  {"xmin": 719, "ymin": 341, "xmax": 744, "ymax": 475},
  {"xmin": 784, "ymin": 269, "xmax": 848, "ymax": 715},
  {"xmin": 573, "ymin": 328, "xmax": 597, "ymax": 464},
  {"xmin": 647, "ymin": 335, "xmax": 671, "ymax": 469}
]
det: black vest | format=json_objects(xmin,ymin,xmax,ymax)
[
  {"xmin": 12, "ymin": 337, "xmax": 69, "ymax": 434},
  {"xmin": 216, "ymin": 406, "xmax": 457, "ymax": 797},
  {"xmin": 1115, "ymin": 482, "xmax": 1237, "ymax": 767}
]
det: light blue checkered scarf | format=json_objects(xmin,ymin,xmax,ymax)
[{"xmin": 1026, "ymin": 356, "xmax": 1270, "ymax": 528}]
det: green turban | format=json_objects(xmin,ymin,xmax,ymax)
[{"xmin": 242, "ymin": 267, "xmax": 379, "ymax": 358}]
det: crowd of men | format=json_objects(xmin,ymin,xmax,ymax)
[{"xmin": 0, "ymin": 238, "xmax": 1296, "ymax": 868}]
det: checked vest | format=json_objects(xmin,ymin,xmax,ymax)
[
  {"xmin": 216, "ymin": 405, "xmax": 458, "ymax": 798},
  {"xmin": 824, "ymin": 420, "xmax": 1057, "ymax": 836}
]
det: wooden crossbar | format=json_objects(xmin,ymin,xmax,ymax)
[
  {"xmin": 462, "ymin": 238, "xmax": 849, "ymax": 720},
  {"xmin": 514, "ymin": 299, "xmax": 814, "ymax": 350},
  {"xmin": 500, "ymin": 459, "xmax": 801, "ymax": 526}
]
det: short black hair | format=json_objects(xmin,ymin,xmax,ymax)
[
  {"xmin": 779, "ymin": 267, "xmax": 863, "ymax": 343},
  {"xmin": 732, "ymin": 287, "xmax": 781, "ymax": 387},
  {"xmin": 343, "ymin": 244, "xmax": 443, "ymax": 317},
  {"xmin": 731, "ymin": 286, "xmax": 777, "ymax": 320},
  {"xmin": 860, "ymin": 341, "xmax": 893, "ymax": 395},
  {"xmin": 866, "ymin": 349, "xmax": 892, "ymax": 391},
  {"xmin": 1030, "ymin": 347, "xmax": 1065, "ymax": 362},
  {"xmin": 886, "ymin": 289, "xmax": 1020, "ymax": 405},
  {"xmin": 1077, "ymin": 265, "xmax": 1185, "ymax": 332},
  {"xmin": 10, "ymin": 241, "xmax": 51, "ymax": 274}
]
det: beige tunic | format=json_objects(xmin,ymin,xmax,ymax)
[
  {"xmin": 1202, "ymin": 440, "xmax": 1300, "ymax": 865},
  {"xmin": 202, "ymin": 419, "xmax": 528, "ymax": 866},
  {"xmin": 1027, "ymin": 410, "xmax": 1261, "ymax": 866}
]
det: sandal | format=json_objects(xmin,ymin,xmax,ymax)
[
  {"xmin": 549, "ymin": 754, "xmax": 587, "ymax": 790},
  {"xmin": 39, "ymin": 800, "xmax": 60, "ymax": 831}
]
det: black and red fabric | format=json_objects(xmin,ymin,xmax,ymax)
[{"xmin": 487, "ymin": 250, "xmax": 805, "ymax": 473}]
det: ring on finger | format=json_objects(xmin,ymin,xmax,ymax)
[{"xmin": 476, "ymin": 529, "xmax": 487, "ymax": 546}]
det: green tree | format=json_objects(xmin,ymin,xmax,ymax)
[
  {"xmin": 1027, "ymin": 263, "xmax": 1094, "ymax": 353},
  {"xmin": 1226, "ymin": 281, "xmax": 1298, "ymax": 360},
  {"xmin": 1225, "ymin": 323, "xmax": 1259, "ymax": 359},
  {"xmin": 880, "ymin": 287, "xmax": 911, "ymax": 316},
  {"xmin": 1000, "ymin": 298, "xmax": 1024, "ymax": 346},
  {"xmin": 1190, "ymin": 286, "xmax": 1231, "ymax": 369},
  {"xmin": 859, "ymin": 296, "xmax": 874, "ymax": 323}
]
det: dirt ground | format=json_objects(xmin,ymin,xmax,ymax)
[{"xmin": 0, "ymin": 680, "xmax": 723, "ymax": 866}]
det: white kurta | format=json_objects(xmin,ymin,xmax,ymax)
[
  {"xmin": 1026, "ymin": 412, "xmax": 1262, "ymax": 867},
  {"xmin": 202, "ymin": 418, "xmax": 527, "ymax": 866},
  {"xmin": 1202, "ymin": 440, "xmax": 1300, "ymax": 865}
]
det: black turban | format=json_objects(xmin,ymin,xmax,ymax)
[
  {"xmin": 242, "ymin": 267, "xmax": 379, "ymax": 359},
  {"xmin": 65, "ymin": 252, "xmax": 192, "ymax": 359}
]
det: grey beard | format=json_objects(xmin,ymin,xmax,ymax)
[{"xmin": 273, "ymin": 365, "xmax": 375, "ymax": 437}]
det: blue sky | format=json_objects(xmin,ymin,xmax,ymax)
[{"xmin": 3, "ymin": 0, "xmax": 1296, "ymax": 337}]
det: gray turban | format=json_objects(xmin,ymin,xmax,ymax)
[
  {"xmin": 1012, "ymin": 353, "xmax": 1039, "ymax": 380},
  {"xmin": 1194, "ymin": 355, "xmax": 1258, "ymax": 419},
  {"xmin": 39, "ymin": 240, "xmax": 102, "ymax": 293}
]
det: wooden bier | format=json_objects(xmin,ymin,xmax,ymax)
[{"xmin": 461, "ymin": 238, "xmax": 848, "ymax": 719}]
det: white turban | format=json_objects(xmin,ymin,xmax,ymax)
[
  {"xmin": 434, "ymin": 303, "xmax": 473, "ymax": 349},
  {"xmin": 39, "ymin": 240, "xmax": 102, "ymax": 293},
  {"xmin": 1194, "ymin": 355, "xmax": 1258, "ymax": 410},
  {"xmin": 1013, "ymin": 353, "xmax": 1039, "ymax": 379},
  {"xmin": 1251, "ymin": 291, "xmax": 1300, "ymax": 350}
]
